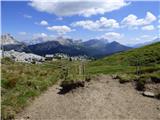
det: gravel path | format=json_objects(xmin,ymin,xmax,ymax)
[{"xmin": 16, "ymin": 75, "xmax": 160, "ymax": 120}]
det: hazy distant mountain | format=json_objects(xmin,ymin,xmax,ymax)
[
  {"xmin": 81, "ymin": 39, "xmax": 130, "ymax": 57},
  {"xmin": 28, "ymin": 41, "xmax": 86, "ymax": 56},
  {"xmin": 104, "ymin": 41, "xmax": 131, "ymax": 54},
  {"xmin": 29, "ymin": 37, "xmax": 47, "ymax": 45},
  {"xmin": 83, "ymin": 41, "xmax": 131, "ymax": 58},
  {"xmin": 29, "ymin": 36, "xmax": 78, "ymax": 46},
  {"xmin": 131, "ymin": 38, "xmax": 160, "ymax": 48},
  {"xmin": 56, "ymin": 37, "xmax": 74, "ymax": 46},
  {"xmin": 82, "ymin": 38, "xmax": 108, "ymax": 49},
  {"xmin": 27, "ymin": 38, "xmax": 131, "ymax": 58},
  {"xmin": 1, "ymin": 34, "xmax": 131, "ymax": 58}
]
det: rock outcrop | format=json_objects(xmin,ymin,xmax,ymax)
[{"xmin": 3, "ymin": 50, "xmax": 45, "ymax": 64}]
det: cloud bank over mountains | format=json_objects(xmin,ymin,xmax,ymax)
[
  {"xmin": 27, "ymin": 0, "xmax": 159, "ymax": 44},
  {"xmin": 2, "ymin": 0, "xmax": 159, "ymax": 45}
]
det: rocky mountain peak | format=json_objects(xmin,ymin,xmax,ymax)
[{"xmin": 1, "ymin": 34, "xmax": 20, "ymax": 45}]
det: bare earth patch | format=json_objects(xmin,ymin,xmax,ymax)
[{"xmin": 16, "ymin": 75, "xmax": 160, "ymax": 120}]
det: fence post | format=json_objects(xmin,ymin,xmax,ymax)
[{"xmin": 82, "ymin": 62, "xmax": 85, "ymax": 80}]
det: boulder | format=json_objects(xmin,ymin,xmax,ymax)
[{"xmin": 143, "ymin": 91, "xmax": 155, "ymax": 97}]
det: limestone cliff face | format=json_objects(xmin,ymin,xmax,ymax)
[{"xmin": 1, "ymin": 34, "xmax": 21, "ymax": 45}]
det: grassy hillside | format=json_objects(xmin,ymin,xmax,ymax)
[{"xmin": 87, "ymin": 42, "xmax": 160, "ymax": 74}]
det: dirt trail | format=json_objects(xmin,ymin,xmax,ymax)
[{"xmin": 16, "ymin": 75, "xmax": 160, "ymax": 120}]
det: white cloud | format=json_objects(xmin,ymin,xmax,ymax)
[
  {"xmin": 23, "ymin": 14, "xmax": 32, "ymax": 19},
  {"xmin": 140, "ymin": 35, "xmax": 155, "ymax": 40},
  {"xmin": 40, "ymin": 20, "xmax": 48, "ymax": 26},
  {"xmin": 29, "ymin": 0, "xmax": 129, "ymax": 17},
  {"xmin": 158, "ymin": 25, "xmax": 160, "ymax": 29},
  {"xmin": 72, "ymin": 17, "xmax": 119, "ymax": 31},
  {"xmin": 72, "ymin": 20, "xmax": 99, "ymax": 30},
  {"xmin": 121, "ymin": 12, "xmax": 156, "ymax": 28},
  {"xmin": 142, "ymin": 25, "xmax": 154, "ymax": 31},
  {"xmin": 127, "ymin": 35, "xmax": 158, "ymax": 45},
  {"xmin": 145, "ymin": 12, "xmax": 157, "ymax": 23},
  {"xmin": 31, "ymin": 33, "xmax": 56, "ymax": 43},
  {"xmin": 19, "ymin": 32, "xmax": 27, "ymax": 35},
  {"xmin": 139, "ymin": 35, "xmax": 158, "ymax": 42},
  {"xmin": 33, "ymin": 33, "xmax": 48, "ymax": 39},
  {"xmin": 100, "ymin": 32, "xmax": 123, "ymax": 41},
  {"xmin": 47, "ymin": 25, "xmax": 72, "ymax": 34}
]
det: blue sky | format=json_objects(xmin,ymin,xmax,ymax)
[{"xmin": 1, "ymin": 0, "xmax": 160, "ymax": 45}]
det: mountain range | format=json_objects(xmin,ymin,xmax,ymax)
[{"xmin": 1, "ymin": 34, "xmax": 131, "ymax": 58}]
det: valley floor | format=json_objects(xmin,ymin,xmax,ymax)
[{"xmin": 16, "ymin": 75, "xmax": 160, "ymax": 120}]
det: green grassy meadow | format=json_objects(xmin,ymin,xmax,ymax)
[{"xmin": 87, "ymin": 42, "xmax": 160, "ymax": 76}]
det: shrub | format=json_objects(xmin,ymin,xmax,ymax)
[
  {"xmin": 2, "ymin": 76, "xmax": 19, "ymax": 89},
  {"xmin": 150, "ymin": 73, "xmax": 160, "ymax": 83},
  {"xmin": 137, "ymin": 67, "xmax": 160, "ymax": 74},
  {"xmin": 1, "ymin": 57, "xmax": 14, "ymax": 64},
  {"xmin": 136, "ymin": 78, "xmax": 146, "ymax": 91},
  {"xmin": 59, "ymin": 80, "xmax": 85, "ymax": 94},
  {"xmin": 117, "ymin": 74, "xmax": 138, "ymax": 84},
  {"xmin": 118, "ymin": 75, "xmax": 130, "ymax": 83}
]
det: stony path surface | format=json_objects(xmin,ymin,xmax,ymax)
[{"xmin": 16, "ymin": 75, "xmax": 160, "ymax": 120}]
